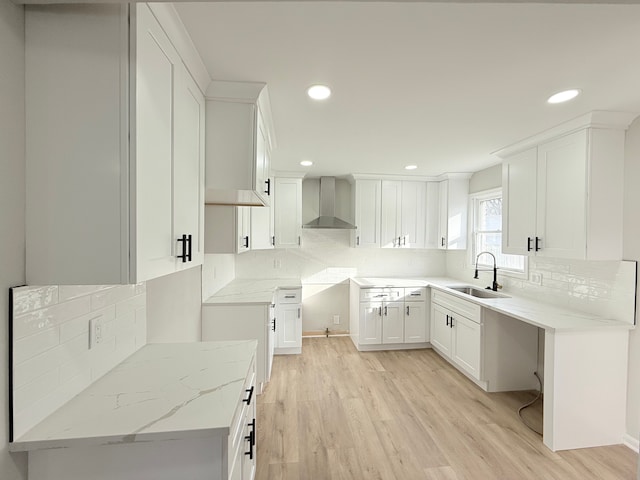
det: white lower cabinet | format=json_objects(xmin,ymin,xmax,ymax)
[
  {"xmin": 274, "ymin": 288, "xmax": 302, "ymax": 354},
  {"xmin": 430, "ymin": 290, "xmax": 482, "ymax": 381},
  {"xmin": 229, "ymin": 365, "xmax": 257, "ymax": 480},
  {"xmin": 202, "ymin": 304, "xmax": 273, "ymax": 393},
  {"xmin": 404, "ymin": 301, "xmax": 427, "ymax": 343},
  {"xmin": 350, "ymin": 284, "xmax": 429, "ymax": 351}
]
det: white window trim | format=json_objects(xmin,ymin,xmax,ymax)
[{"xmin": 468, "ymin": 188, "xmax": 528, "ymax": 280}]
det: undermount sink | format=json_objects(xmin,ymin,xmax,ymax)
[{"xmin": 448, "ymin": 286, "xmax": 510, "ymax": 299}]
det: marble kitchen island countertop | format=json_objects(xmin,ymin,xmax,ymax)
[
  {"xmin": 203, "ymin": 278, "xmax": 301, "ymax": 305},
  {"xmin": 352, "ymin": 276, "xmax": 634, "ymax": 332},
  {"xmin": 10, "ymin": 340, "xmax": 257, "ymax": 452}
]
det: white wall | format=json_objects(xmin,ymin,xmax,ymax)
[
  {"xmin": 201, "ymin": 254, "xmax": 235, "ymax": 301},
  {"xmin": 0, "ymin": 0, "xmax": 28, "ymax": 477},
  {"xmin": 236, "ymin": 229, "xmax": 446, "ymax": 332},
  {"xmin": 468, "ymin": 163, "xmax": 501, "ymax": 194},
  {"xmin": 146, "ymin": 266, "xmax": 203, "ymax": 343},
  {"xmin": 623, "ymin": 116, "xmax": 640, "ymax": 449}
]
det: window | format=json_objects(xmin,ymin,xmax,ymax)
[{"xmin": 470, "ymin": 189, "xmax": 526, "ymax": 274}]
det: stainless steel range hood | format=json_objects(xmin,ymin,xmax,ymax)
[{"xmin": 303, "ymin": 177, "xmax": 356, "ymax": 229}]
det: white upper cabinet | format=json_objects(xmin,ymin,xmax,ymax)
[
  {"xmin": 274, "ymin": 177, "xmax": 302, "ymax": 248},
  {"xmin": 437, "ymin": 176, "xmax": 470, "ymax": 250},
  {"xmin": 381, "ymin": 180, "xmax": 426, "ymax": 248},
  {"xmin": 400, "ymin": 181, "xmax": 427, "ymax": 248},
  {"xmin": 381, "ymin": 181, "xmax": 403, "ymax": 248},
  {"xmin": 499, "ymin": 112, "xmax": 635, "ymax": 260},
  {"xmin": 355, "ymin": 178, "xmax": 426, "ymax": 249},
  {"xmin": 204, "ymin": 81, "xmax": 275, "ymax": 207},
  {"xmin": 353, "ymin": 179, "xmax": 382, "ymax": 248},
  {"xmin": 25, "ymin": 3, "xmax": 206, "ymax": 285}
]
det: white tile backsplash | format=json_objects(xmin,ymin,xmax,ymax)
[
  {"xmin": 11, "ymin": 283, "xmax": 147, "ymax": 439},
  {"xmin": 446, "ymin": 250, "xmax": 636, "ymax": 325},
  {"xmin": 234, "ymin": 229, "xmax": 447, "ymax": 282}
]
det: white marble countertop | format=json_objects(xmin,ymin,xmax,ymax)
[
  {"xmin": 352, "ymin": 276, "xmax": 634, "ymax": 332},
  {"xmin": 10, "ymin": 340, "xmax": 257, "ymax": 452},
  {"xmin": 203, "ymin": 278, "xmax": 301, "ymax": 305}
]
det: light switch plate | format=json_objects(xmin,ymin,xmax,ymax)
[{"xmin": 531, "ymin": 273, "xmax": 543, "ymax": 286}]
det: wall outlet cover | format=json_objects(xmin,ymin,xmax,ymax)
[
  {"xmin": 333, "ymin": 314, "xmax": 340, "ymax": 325},
  {"xmin": 531, "ymin": 273, "xmax": 543, "ymax": 286},
  {"xmin": 89, "ymin": 316, "xmax": 105, "ymax": 349}
]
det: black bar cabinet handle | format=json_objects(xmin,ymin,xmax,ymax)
[
  {"xmin": 245, "ymin": 432, "xmax": 254, "ymax": 460},
  {"xmin": 384, "ymin": 306, "xmax": 388, "ymax": 316},
  {"xmin": 535, "ymin": 236, "xmax": 541, "ymax": 252},
  {"xmin": 441, "ymin": 237, "xmax": 445, "ymax": 247},
  {"xmin": 446, "ymin": 314, "xmax": 449, "ymax": 326},
  {"xmin": 272, "ymin": 318, "xmax": 276, "ymax": 332},
  {"xmin": 244, "ymin": 236, "xmax": 249, "ymax": 249},
  {"xmin": 406, "ymin": 306, "xmax": 410, "ymax": 316},
  {"xmin": 177, "ymin": 234, "xmax": 188, "ymax": 263},
  {"xmin": 187, "ymin": 234, "xmax": 192, "ymax": 261},
  {"xmin": 249, "ymin": 419, "xmax": 256, "ymax": 446},
  {"xmin": 265, "ymin": 178, "xmax": 271, "ymax": 195},
  {"xmin": 527, "ymin": 237, "xmax": 532, "ymax": 252},
  {"xmin": 243, "ymin": 386, "xmax": 254, "ymax": 405},
  {"xmin": 450, "ymin": 317, "xmax": 454, "ymax": 328}
]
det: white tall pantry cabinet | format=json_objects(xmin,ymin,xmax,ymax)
[{"xmin": 25, "ymin": 3, "xmax": 206, "ymax": 285}]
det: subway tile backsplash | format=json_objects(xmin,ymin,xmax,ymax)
[
  {"xmin": 446, "ymin": 251, "xmax": 637, "ymax": 325},
  {"xmin": 11, "ymin": 283, "xmax": 147, "ymax": 440}
]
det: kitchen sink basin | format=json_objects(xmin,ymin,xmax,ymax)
[{"xmin": 448, "ymin": 286, "xmax": 510, "ymax": 299}]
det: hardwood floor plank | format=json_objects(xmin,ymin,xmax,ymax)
[{"xmin": 256, "ymin": 337, "xmax": 638, "ymax": 480}]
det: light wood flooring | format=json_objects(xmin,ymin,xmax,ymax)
[{"xmin": 256, "ymin": 336, "xmax": 637, "ymax": 480}]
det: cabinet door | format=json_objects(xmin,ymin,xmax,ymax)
[
  {"xmin": 173, "ymin": 63, "xmax": 205, "ymax": 270},
  {"xmin": 451, "ymin": 315, "xmax": 482, "ymax": 380},
  {"xmin": 359, "ymin": 303, "xmax": 382, "ymax": 344},
  {"xmin": 401, "ymin": 181, "xmax": 426, "ymax": 248},
  {"xmin": 382, "ymin": 301, "xmax": 404, "ymax": 344},
  {"xmin": 267, "ymin": 303, "xmax": 275, "ymax": 380},
  {"xmin": 237, "ymin": 206, "xmax": 251, "ymax": 253},
  {"xmin": 381, "ymin": 181, "xmax": 402, "ymax": 248},
  {"xmin": 135, "ymin": 4, "xmax": 181, "ymax": 281},
  {"xmin": 274, "ymin": 178, "xmax": 302, "ymax": 248},
  {"xmin": 255, "ymin": 115, "xmax": 268, "ymax": 205},
  {"xmin": 250, "ymin": 205, "xmax": 274, "ymax": 250},
  {"xmin": 536, "ymin": 130, "xmax": 587, "ymax": 259},
  {"xmin": 404, "ymin": 302, "xmax": 427, "ymax": 343},
  {"xmin": 354, "ymin": 180, "xmax": 382, "ymax": 248},
  {"xmin": 437, "ymin": 180, "xmax": 448, "ymax": 250},
  {"xmin": 430, "ymin": 303, "xmax": 452, "ymax": 356},
  {"xmin": 425, "ymin": 182, "xmax": 441, "ymax": 249},
  {"xmin": 502, "ymin": 147, "xmax": 537, "ymax": 255},
  {"xmin": 276, "ymin": 303, "xmax": 302, "ymax": 349}
]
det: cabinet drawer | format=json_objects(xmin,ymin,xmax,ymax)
[
  {"xmin": 277, "ymin": 288, "xmax": 301, "ymax": 304},
  {"xmin": 405, "ymin": 287, "xmax": 427, "ymax": 301},
  {"xmin": 229, "ymin": 359, "xmax": 256, "ymax": 456},
  {"xmin": 432, "ymin": 289, "xmax": 481, "ymax": 323},
  {"xmin": 360, "ymin": 288, "xmax": 403, "ymax": 302}
]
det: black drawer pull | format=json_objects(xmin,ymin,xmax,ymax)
[
  {"xmin": 243, "ymin": 386, "xmax": 254, "ymax": 405},
  {"xmin": 527, "ymin": 236, "xmax": 533, "ymax": 252},
  {"xmin": 446, "ymin": 315, "xmax": 450, "ymax": 327},
  {"xmin": 535, "ymin": 236, "xmax": 541, "ymax": 252},
  {"xmin": 406, "ymin": 306, "xmax": 410, "ymax": 316}
]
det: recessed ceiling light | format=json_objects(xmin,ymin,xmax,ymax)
[
  {"xmin": 405, "ymin": 165, "xmax": 418, "ymax": 170},
  {"xmin": 300, "ymin": 160, "xmax": 313, "ymax": 167},
  {"xmin": 307, "ymin": 85, "xmax": 331, "ymax": 100},
  {"xmin": 547, "ymin": 89, "xmax": 581, "ymax": 104}
]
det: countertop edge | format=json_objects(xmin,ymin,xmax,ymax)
[{"xmin": 9, "ymin": 426, "xmax": 230, "ymax": 453}]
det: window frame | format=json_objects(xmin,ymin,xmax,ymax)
[{"xmin": 468, "ymin": 188, "xmax": 528, "ymax": 279}]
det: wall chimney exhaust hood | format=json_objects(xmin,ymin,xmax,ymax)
[{"xmin": 303, "ymin": 177, "xmax": 356, "ymax": 229}]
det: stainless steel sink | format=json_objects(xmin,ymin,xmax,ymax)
[{"xmin": 448, "ymin": 286, "xmax": 510, "ymax": 299}]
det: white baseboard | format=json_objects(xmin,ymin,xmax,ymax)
[{"xmin": 623, "ymin": 433, "xmax": 639, "ymax": 453}]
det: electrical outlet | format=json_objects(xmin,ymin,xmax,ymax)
[
  {"xmin": 89, "ymin": 316, "xmax": 105, "ymax": 349},
  {"xmin": 333, "ymin": 314, "xmax": 340, "ymax": 325},
  {"xmin": 273, "ymin": 258, "xmax": 281, "ymax": 268},
  {"xmin": 531, "ymin": 273, "xmax": 543, "ymax": 286}
]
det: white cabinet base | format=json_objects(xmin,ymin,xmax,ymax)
[
  {"xmin": 349, "ymin": 338, "xmax": 430, "ymax": 352},
  {"xmin": 544, "ymin": 328, "xmax": 628, "ymax": 451}
]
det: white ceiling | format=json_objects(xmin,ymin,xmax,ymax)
[{"xmin": 175, "ymin": 2, "xmax": 640, "ymax": 178}]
